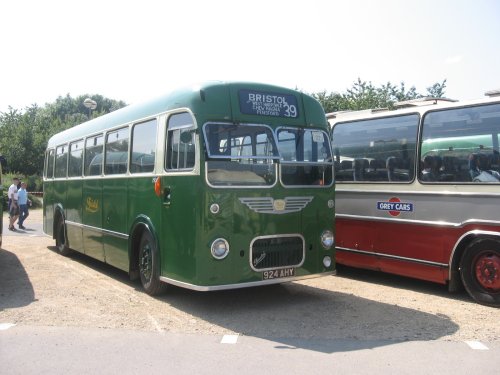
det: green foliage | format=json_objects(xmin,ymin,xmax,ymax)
[
  {"xmin": 313, "ymin": 78, "xmax": 447, "ymax": 113},
  {"xmin": 0, "ymin": 81, "xmax": 449, "ymax": 177},
  {"xmin": 2, "ymin": 172, "xmax": 43, "ymax": 192},
  {"xmin": 0, "ymin": 94, "xmax": 126, "ymax": 177}
]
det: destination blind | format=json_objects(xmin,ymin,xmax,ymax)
[{"xmin": 239, "ymin": 89, "xmax": 299, "ymax": 118}]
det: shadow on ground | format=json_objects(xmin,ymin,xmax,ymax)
[
  {"xmin": 0, "ymin": 248, "xmax": 35, "ymax": 310},
  {"xmin": 48, "ymin": 247, "xmax": 461, "ymax": 353}
]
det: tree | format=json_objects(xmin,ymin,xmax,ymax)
[
  {"xmin": 426, "ymin": 79, "xmax": 447, "ymax": 98},
  {"xmin": 313, "ymin": 78, "xmax": 447, "ymax": 113},
  {"xmin": 0, "ymin": 94, "xmax": 126, "ymax": 176}
]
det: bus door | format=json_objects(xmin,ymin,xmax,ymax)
[
  {"xmin": 82, "ymin": 135, "xmax": 104, "ymax": 261},
  {"xmin": 159, "ymin": 113, "xmax": 198, "ymax": 280}
]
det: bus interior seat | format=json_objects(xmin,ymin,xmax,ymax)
[
  {"xmin": 386, "ymin": 156, "xmax": 410, "ymax": 181},
  {"xmin": 456, "ymin": 158, "xmax": 471, "ymax": 181},
  {"xmin": 437, "ymin": 155, "xmax": 456, "ymax": 181},
  {"xmin": 340, "ymin": 160, "xmax": 353, "ymax": 170},
  {"xmin": 335, "ymin": 160, "xmax": 353, "ymax": 181},
  {"xmin": 353, "ymin": 158, "xmax": 369, "ymax": 181},
  {"xmin": 368, "ymin": 159, "xmax": 387, "ymax": 181}
]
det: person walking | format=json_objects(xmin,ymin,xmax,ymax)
[
  {"xmin": 7, "ymin": 177, "xmax": 19, "ymax": 211},
  {"xmin": 8, "ymin": 178, "xmax": 20, "ymax": 231},
  {"xmin": 17, "ymin": 182, "xmax": 31, "ymax": 230}
]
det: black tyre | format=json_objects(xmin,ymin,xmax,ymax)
[
  {"xmin": 138, "ymin": 230, "xmax": 166, "ymax": 296},
  {"xmin": 460, "ymin": 238, "xmax": 500, "ymax": 307},
  {"xmin": 55, "ymin": 219, "xmax": 72, "ymax": 256}
]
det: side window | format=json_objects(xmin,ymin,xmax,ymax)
[
  {"xmin": 131, "ymin": 119, "xmax": 157, "ymax": 173},
  {"xmin": 68, "ymin": 140, "xmax": 84, "ymax": 177},
  {"xmin": 165, "ymin": 112, "xmax": 196, "ymax": 171},
  {"xmin": 105, "ymin": 127, "xmax": 129, "ymax": 175},
  {"xmin": 54, "ymin": 145, "xmax": 68, "ymax": 178},
  {"xmin": 45, "ymin": 149, "xmax": 55, "ymax": 178},
  {"xmin": 85, "ymin": 135, "xmax": 104, "ymax": 176},
  {"xmin": 331, "ymin": 115, "xmax": 419, "ymax": 182},
  {"xmin": 420, "ymin": 103, "xmax": 500, "ymax": 183}
]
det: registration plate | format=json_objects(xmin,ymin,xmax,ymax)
[{"xmin": 262, "ymin": 267, "xmax": 295, "ymax": 280}]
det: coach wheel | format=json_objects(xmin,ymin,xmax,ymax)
[
  {"xmin": 55, "ymin": 219, "xmax": 72, "ymax": 256},
  {"xmin": 460, "ymin": 238, "xmax": 500, "ymax": 307},
  {"xmin": 138, "ymin": 230, "xmax": 166, "ymax": 296}
]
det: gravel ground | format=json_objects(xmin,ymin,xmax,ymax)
[{"xmin": 1, "ymin": 209, "xmax": 499, "ymax": 343}]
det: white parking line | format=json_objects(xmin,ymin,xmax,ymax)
[
  {"xmin": 221, "ymin": 334, "xmax": 239, "ymax": 344},
  {"xmin": 0, "ymin": 323, "xmax": 16, "ymax": 331},
  {"xmin": 147, "ymin": 313, "xmax": 164, "ymax": 333},
  {"xmin": 465, "ymin": 341, "xmax": 489, "ymax": 350}
]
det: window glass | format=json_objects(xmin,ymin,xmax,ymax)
[
  {"xmin": 331, "ymin": 115, "xmax": 419, "ymax": 182},
  {"xmin": 203, "ymin": 123, "xmax": 279, "ymax": 159},
  {"xmin": 420, "ymin": 103, "xmax": 500, "ymax": 183},
  {"xmin": 68, "ymin": 140, "xmax": 84, "ymax": 177},
  {"xmin": 45, "ymin": 149, "xmax": 55, "ymax": 178},
  {"xmin": 278, "ymin": 128, "xmax": 333, "ymax": 186},
  {"xmin": 54, "ymin": 145, "xmax": 68, "ymax": 178},
  {"xmin": 166, "ymin": 113, "xmax": 196, "ymax": 171},
  {"xmin": 203, "ymin": 123, "xmax": 277, "ymax": 186},
  {"xmin": 85, "ymin": 135, "xmax": 104, "ymax": 176},
  {"xmin": 131, "ymin": 119, "xmax": 157, "ymax": 173},
  {"xmin": 105, "ymin": 127, "xmax": 129, "ymax": 175}
]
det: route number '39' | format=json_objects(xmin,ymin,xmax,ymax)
[{"xmin": 284, "ymin": 104, "xmax": 297, "ymax": 118}]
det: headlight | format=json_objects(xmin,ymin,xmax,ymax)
[
  {"xmin": 323, "ymin": 256, "xmax": 332, "ymax": 268},
  {"xmin": 320, "ymin": 230, "xmax": 334, "ymax": 249},
  {"xmin": 211, "ymin": 238, "xmax": 229, "ymax": 259}
]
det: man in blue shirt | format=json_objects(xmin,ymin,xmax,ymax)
[{"xmin": 17, "ymin": 182, "xmax": 31, "ymax": 230}]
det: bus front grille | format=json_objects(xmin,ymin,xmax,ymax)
[{"xmin": 250, "ymin": 235, "xmax": 304, "ymax": 270}]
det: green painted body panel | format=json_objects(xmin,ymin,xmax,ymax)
[
  {"xmin": 66, "ymin": 179, "xmax": 84, "ymax": 252},
  {"xmin": 193, "ymin": 187, "xmax": 334, "ymax": 287},
  {"xmin": 82, "ymin": 179, "xmax": 104, "ymax": 261},
  {"xmin": 44, "ymin": 81, "xmax": 334, "ymax": 290}
]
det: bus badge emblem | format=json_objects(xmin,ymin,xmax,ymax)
[
  {"xmin": 376, "ymin": 197, "xmax": 414, "ymax": 217},
  {"xmin": 85, "ymin": 197, "xmax": 99, "ymax": 213},
  {"xmin": 273, "ymin": 199, "xmax": 286, "ymax": 211}
]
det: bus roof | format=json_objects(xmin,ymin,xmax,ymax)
[
  {"xmin": 327, "ymin": 91, "xmax": 500, "ymax": 124},
  {"xmin": 47, "ymin": 81, "xmax": 327, "ymax": 148}
]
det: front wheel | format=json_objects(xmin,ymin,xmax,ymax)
[
  {"xmin": 460, "ymin": 238, "xmax": 500, "ymax": 307},
  {"xmin": 138, "ymin": 230, "xmax": 166, "ymax": 296},
  {"xmin": 55, "ymin": 219, "xmax": 72, "ymax": 256}
]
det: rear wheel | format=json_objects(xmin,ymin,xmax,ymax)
[
  {"xmin": 460, "ymin": 238, "xmax": 500, "ymax": 307},
  {"xmin": 139, "ymin": 230, "xmax": 166, "ymax": 296},
  {"xmin": 55, "ymin": 219, "xmax": 72, "ymax": 256}
]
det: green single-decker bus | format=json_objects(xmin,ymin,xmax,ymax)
[{"xmin": 43, "ymin": 82, "xmax": 336, "ymax": 295}]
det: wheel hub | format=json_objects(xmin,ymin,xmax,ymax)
[
  {"xmin": 475, "ymin": 253, "xmax": 500, "ymax": 291},
  {"xmin": 140, "ymin": 245, "xmax": 152, "ymax": 280}
]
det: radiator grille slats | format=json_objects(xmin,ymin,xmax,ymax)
[{"xmin": 251, "ymin": 236, "xmax": 304, "ymax": 270}]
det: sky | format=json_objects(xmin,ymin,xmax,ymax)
[{"xmin": 1, "ymin": 0, "xmax": 499, "ymax": 113}]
